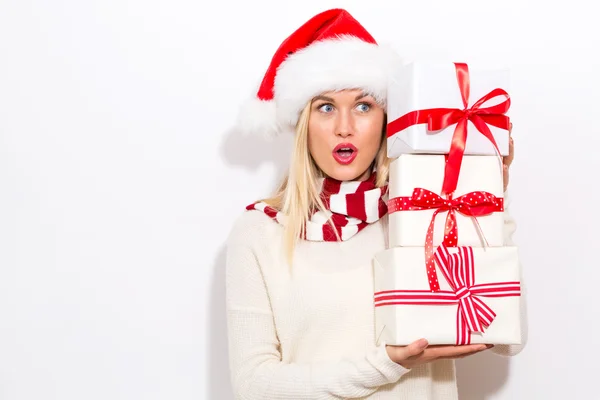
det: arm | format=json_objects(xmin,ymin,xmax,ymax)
[
  {"xmin": 491, "ymin": 190, "xmax": 528, "ymax": 356},
  {"xmin": 225, "ymin": 216, "xmax": 409, "ymax": 400}
]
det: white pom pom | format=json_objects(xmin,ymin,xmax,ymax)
[{"xmin": 234, "ymin": 97, "xmax": 280, "ymax": 140}]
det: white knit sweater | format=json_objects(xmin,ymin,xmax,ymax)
[{"xmin": 225, "ymin": 194, "xmax": 526, "ymax": 399}]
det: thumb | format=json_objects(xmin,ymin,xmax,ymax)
[{"xmin": 400, "ymin": 338, "xmax": 429, "ymax": 359}]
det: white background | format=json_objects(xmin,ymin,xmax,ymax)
[{"xmin": 1, "ymin": 1, "xmax": 598, "ymax": 399}]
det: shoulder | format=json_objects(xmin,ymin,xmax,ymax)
[
  {"xmin": 226, "ymin": 205, "xmax": 283, "ymax": 248},
  {"xmin": 225, "ymin": 207, "xmax": 284, "ymax": 275}
]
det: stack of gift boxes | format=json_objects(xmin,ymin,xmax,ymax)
[{"xmin": 373, "ymin": 62, "xmax": 523, "ymax": 346}]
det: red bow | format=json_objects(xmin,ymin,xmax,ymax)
[
  {"xmin": 374, "ymin": 244, "xmax": 520, "ymax": 345},
  {"xmin": 435, "ymin": 245, "xmax": 496, "ymax": 334},
  {"xmin": 387, "ymin": 63, "xmax": 510, "ymax": 195},
  {"xmin": 388, "ymin": 188, "xmax": 503, "ymax": 292}
]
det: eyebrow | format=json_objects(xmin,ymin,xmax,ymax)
[
  {"xmin": 313, "ymin": 92, "xmax": 370, "ymax": 103},
  {"xmin": 313, "ymin": 95, "xmax": 335, "ymax": 102}
]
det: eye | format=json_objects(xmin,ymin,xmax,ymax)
[
  {"xmin": 356, "ymin": 102, "xmax": 371, "ymax": 112},
  {"xmin": 318, "ymin": 103, "xmax": 334, "ymax": 113}
]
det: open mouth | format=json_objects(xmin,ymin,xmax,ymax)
[{"xmin": 332, "ymin": 143, "xmax": 358, "ymax": 165}]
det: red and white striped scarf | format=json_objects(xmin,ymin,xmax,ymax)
[{"xmin": 246, "ymin": 173, "xmax": 388, "ymax": 241}]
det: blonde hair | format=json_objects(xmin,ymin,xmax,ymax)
[{"xmin": 260, "ymin": 100, "xmax": 390, "ymax": 265}]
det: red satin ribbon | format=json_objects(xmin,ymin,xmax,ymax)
[
  {"xmin": 386, "ymin": 63, "xmax": 511, "ymax": 195},
  {"xmin": 387, "ymin": 188, "xmax": 503, "ymax": 292},
  {"xmin": 374, "ymin": 244, "xmax": 520, "ymax": 345}
]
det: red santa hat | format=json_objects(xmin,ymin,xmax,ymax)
[{"xmin": 235, "ymin": 8, "xmax": 402, "ymax": 138}]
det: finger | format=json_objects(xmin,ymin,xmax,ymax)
[
  {"xmin": 427, "ymin": 344, "xmax": 487, "ymax": 359},
  {"xmin": 437, "ymin": 345, "xmax": 493, "ymax": 360},
  {"xmin": 503, "ymin": 124, "xmax": 515, "ymax": 166},
  {"xmin": 427, "ymin": 344, "xmax": 493, "ymax": 349},
  {"xmin": 503, "ymin": 164, "xmax": 509, "ymax": 191},
  {"xmin": 503, "ymin": 139, "xmax": 514, "ymax": 163},
  {"xmin": 427, "ymin": 344, "xmax": 487, "ymax": 350},
  {"xmin": 399, "ymin": 338, "xmax": 429, "ymax": 360},
  {"xmin": 505, "ymin": 136, "xmax": 514, "ymax": 165}
]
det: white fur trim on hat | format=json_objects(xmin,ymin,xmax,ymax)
[
  {"xmin": 235, "ymin": 97, "xmax": 279, "ymax": 139},
  {"xmin": 235, "ymin": 35, "xmax": 402, "ymax": 139}
]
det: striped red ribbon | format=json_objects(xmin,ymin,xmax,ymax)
[
  {"xmin": 387, "ymin": 188, "xmax": 503, "ymax": 292},
  {"xmin": 374, "ymin": 244, "xmax": 520, "ymax": 345},
  {"xmin": 386, "ymin": 63, "xmax": 511, "ymax": 196}
]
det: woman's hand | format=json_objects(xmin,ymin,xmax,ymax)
[
  {"xmin": 386, "ymin": 339, "xmax": 492, "ymax": 369},
  {"xmin": 503, "ymin": 123, "xmax": 514, "ymax": 192}
]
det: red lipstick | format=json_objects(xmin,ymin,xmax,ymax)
[{"xmin": 332, "ymin": 143, "xmax": 358, "ymax": 165}]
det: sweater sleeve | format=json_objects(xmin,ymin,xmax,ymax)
[
  {"xmin": 224, "ymin": 213, "xmax": 409, "ymax": 400},
  {"xmin": 491, "ymin": 190, "xmax": 528, "ymax": 357}
]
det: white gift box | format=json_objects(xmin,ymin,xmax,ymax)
[
  {"xmin": 387, "ymin": 61, "xmax": 510, "ymax": 158},
  {"xmin": 388, "ymin": 154, "xmax": 504, "ymax": 248},
  {"xmin": 373, "ymin": 245, "xmax": 522, "ymax": 345}
]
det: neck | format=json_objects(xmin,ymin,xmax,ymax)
[{"xmin": 323, "ymin": 167, "xmax": 374, "ymax": 184}]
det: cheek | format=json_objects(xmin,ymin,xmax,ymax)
[
  {"xmin": 357, "ymin": 119, "xmax": 384, "ymax": 153},
  {"xmin": 307, "ymin": 119, "xmax": 331, "ymax": 161}
]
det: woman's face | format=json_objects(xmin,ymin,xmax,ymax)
[{"xmin": 308, "ymin": 89, "xmax": 385, "ymax": 182}]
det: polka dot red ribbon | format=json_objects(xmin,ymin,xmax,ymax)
[{"xmin": 388, "ymin": 188, "xmax": 504, "ymax": 292}]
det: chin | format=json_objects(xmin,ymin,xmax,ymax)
[{"xmin": 326, "ymin": 165, "xmax": 371, "ymax": 182}]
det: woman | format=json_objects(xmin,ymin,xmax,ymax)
[{"xmin": 225, "ymin": 8, "xmax": 525, "ymax": 399}]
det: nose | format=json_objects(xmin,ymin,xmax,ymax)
[{"xmin": 335, "ymin": 109, "xmax": 354, "ymax": 138}]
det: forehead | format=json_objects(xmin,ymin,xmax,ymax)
[{"xmin": 314, "ymin": 89, "xmax": 372, "ymax": 100}]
